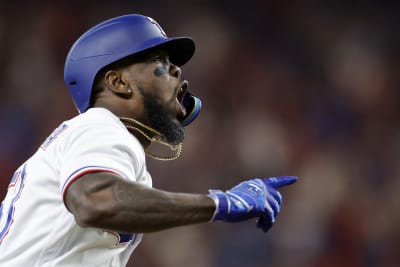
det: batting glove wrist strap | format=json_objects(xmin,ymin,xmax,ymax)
[{"xmin": 207, "ymin": 190, "xmax": 230, "ymax": 221}]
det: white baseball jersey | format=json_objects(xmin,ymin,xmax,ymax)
[{"xmin": 0, "ymin": 107, "xmax": 152, "ymax": 267}]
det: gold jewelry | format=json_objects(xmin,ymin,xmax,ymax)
[{"xmin": 119, "ymin": 117, "xmax": 182, "ymax": 161}]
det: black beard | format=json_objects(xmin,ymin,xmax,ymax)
[{"xmin": 143, "ymin": 94, "xmax": 185, "ymax": 145}]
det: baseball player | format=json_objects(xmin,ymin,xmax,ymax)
[{"xmin": 0, "ymin": 14, "xmax": 297, "ymax": 267}]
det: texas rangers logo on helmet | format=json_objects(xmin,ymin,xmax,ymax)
[{"xmin": 146, "ymin": 16, "xmax": 167, "ymax": 37}]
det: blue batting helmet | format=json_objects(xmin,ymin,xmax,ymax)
[{"xmin": 64, "ymin": 14, "xmax": 201, "ymax": 126}]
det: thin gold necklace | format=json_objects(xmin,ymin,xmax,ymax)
[{"xmin": 119, "ymin": 117, "xmax": 182, "ymax": 161}]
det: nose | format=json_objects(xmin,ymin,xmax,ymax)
[{"xmin": 170, "ymin": 64, "xmax": 182, "ymax": 79}]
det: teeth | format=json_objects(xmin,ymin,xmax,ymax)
[
  {"xmin": 176, "ymin": 80, "xmax": 188, "ymax": 103},
  {"xmin": 177, "ymin": 87, "xmax": 184, "ymax": 102}
]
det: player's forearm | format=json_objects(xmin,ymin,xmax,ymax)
[
  {"xmin": 110, "ymin": 182, "xmax": 215, "ymax": 232},
  {"xmin": 66, "ymin": 173, "xmax": 216, "ymax": 233}
]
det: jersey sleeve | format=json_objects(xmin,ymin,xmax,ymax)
[{"xmin": 59, "ymin": 121, "xmax": 145, "ymax": 200}]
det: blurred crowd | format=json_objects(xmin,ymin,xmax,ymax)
[{"xmin": 1, "ymin": 1, "xmax": 399, "ymax": 267}]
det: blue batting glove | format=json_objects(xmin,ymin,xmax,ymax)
[{"xmin": 208, "ymin": 176, "xmax": 297, "ymax": 232}]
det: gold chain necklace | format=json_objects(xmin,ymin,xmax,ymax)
[{"xmin": 119, "ymin": 117, "xmax": 182, "ymax": 161}]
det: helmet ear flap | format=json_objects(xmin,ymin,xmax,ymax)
[{"xmin": 180, "ymin": 92, "xmax": 201, "ymax": 126}]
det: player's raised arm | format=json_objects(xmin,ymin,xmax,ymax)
[{"xmin": 65, "ymin": 172, "xmax": 296, "ymax": 233}]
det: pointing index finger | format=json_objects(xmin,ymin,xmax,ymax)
[{"xmin": 263, "ymin": 176, "xmax": 298, "ymax": 188}]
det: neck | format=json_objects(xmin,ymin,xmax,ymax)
[
  {"xmin": 119, "ymin": 117, "xmax": 183, "ymax": 161},
  {"xmin": 93, "ymin": 103, "xmax": 153, "ymax": 149},
  {"xmin": 119, "ymin": 117, "xmax": 160, "ymax": 148},
  {"xmin": 131, "ymin": 131, "xmax": 152, "ymax": 149}
]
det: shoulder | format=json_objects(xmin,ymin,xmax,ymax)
[
  {"xmin": 59, "ymin": 108, "xmax": 147, "ymax": 179},
  {"xmin": 62, "ymin": 108, "xmax": 144, "ymax": 155}
]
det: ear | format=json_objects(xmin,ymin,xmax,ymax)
[{"xmin": 104, "ymin": 70, "xmax": 132, "ymax": 98}]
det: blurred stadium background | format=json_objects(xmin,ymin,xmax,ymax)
[{"xmin": 1, "ymin": 1, "xmax": 399, "ymax": 266}]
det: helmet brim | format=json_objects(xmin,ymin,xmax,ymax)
[{"xmin": 137, "ymin": 37, "xmax": 195, "ymax": 66}]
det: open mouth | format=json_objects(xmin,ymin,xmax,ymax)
[
  {"xmin": 175, "ymin": 80, "xmax": 189, "ymax": 119},
  {"xmin": 176, "ymin": 80, "xmax": 188, "ymax": 104}
]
